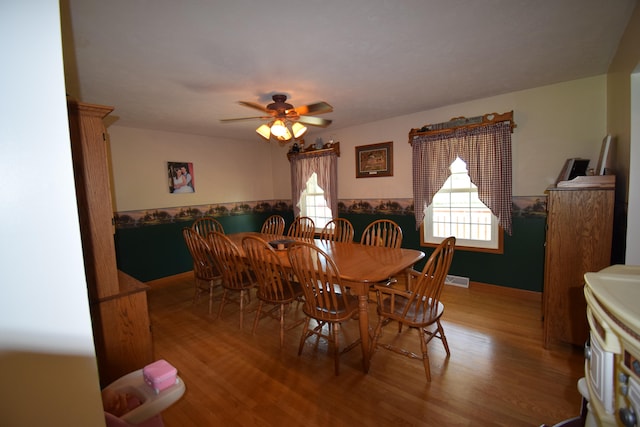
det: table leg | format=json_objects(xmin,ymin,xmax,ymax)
[{"xmin": 357, "ymin": 294, "xmax": 370, "ymax": 373}]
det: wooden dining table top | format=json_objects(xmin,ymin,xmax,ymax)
[
  {"xmin": 226, "ymin": 232, "xmax": 425, "ymax": 284},
  {"xmin": 226, "ymin": 231, "xmax": 425, "ymax": 373}
]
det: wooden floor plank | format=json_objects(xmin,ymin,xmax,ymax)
[{"xmin": 147, "ymin": 273, "xmax": 584, "ymax": 426}]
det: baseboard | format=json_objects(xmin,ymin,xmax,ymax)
[{"xmin": 469, "ymin": 281, "xmax": 542, "ymax": 302}]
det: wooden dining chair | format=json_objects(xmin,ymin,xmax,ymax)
[
  {"xmin": 287, "ymin": 216, "xmax": 316, "ymax": 239},
  {"xmin": 370, "ymin": 236, "xmax": 456, "ymax": 381},
  {"xmin": 260, "ymin": 214, "xmax": 285, "ymax": 236},
  {"xmin": 360, "ymin": 219, "xmax": 403, "ymax": 248},
  {"xmin": 182, "ymin": 228, "xmax": 222, "ymax": 314},
  {"xmin": 208, "ymin": 231, "xmax": 256, "ymax": 329},
  {"xmin": 360, "ymin": 219, "xmax": 405, "ymax": 293},
  {"xmin": 241, "ymin": 235, "xmax": 305, "ymax": 347},
  {"xmin": 192, "ymin": 216, "xmax": 224, "ymax": 237},
  {"xmin": 320, "ymin": 218, "xmax": 354, "ymax": 243},
  {"xmin": 287, "ymin": 241, "xmax": 361, "ymax": 375}
]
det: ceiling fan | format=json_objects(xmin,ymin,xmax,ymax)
[{"xmin": 220, "ymin": 94, "xmax": 333, "ymax": 142}]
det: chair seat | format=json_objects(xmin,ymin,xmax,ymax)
[
  {"xmin": 306, "ymin": 292, "xmax": 358, "ymax": 320},
  {"xmin": 222, "ymin": 276, "xmax": 254, "ymax": 290},
  {"xmin": 257, "ymin": 280, "xmax": 304, "ymax": 304},
  {"xmin": 379, "ymin": 294, "xmax": 444, "ymax": 327}
]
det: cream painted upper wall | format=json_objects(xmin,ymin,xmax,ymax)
[
  {"xmin": 607, "ymin": 2, "xmax": 640, "ymax": 200},
  {"xmin": 270, "ymin": 142, "xmax": 295, "ymax": 200},
  {"xmin": 108, "ymin": 126, "xmax": 277, "ymax": 211},
  {"xmin": 606, "ymin": 2, "xmax": 640, "ymax": 263},
  {"xmin": 107, "ymin": 76, "xmax": 607, "ymax": 211},
  {"xmin": 312, "ymin": 75, "xmax": 607, "ymax": 199}
]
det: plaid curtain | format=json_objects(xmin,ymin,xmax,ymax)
[
  {"xmin": 290, "ymin": 151, "xmax": 338, "ymax": 218},
  {"xmin": 411, "ymin": 121, "xmax": 513, "ymax": 235}
]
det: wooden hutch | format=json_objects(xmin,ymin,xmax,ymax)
[{"xmin": 542, "ymin": 175, "xmax": 615, "ymax": 348}]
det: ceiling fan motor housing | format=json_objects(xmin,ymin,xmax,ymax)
[{"xmin": 267, "ymin": 94, "xmax": 294, "ymax": 115}]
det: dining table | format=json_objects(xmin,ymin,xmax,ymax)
[{"xmin": 226, "ymin": 231, "xmax": 425, "ymax": 373}]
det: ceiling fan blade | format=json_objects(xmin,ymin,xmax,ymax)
[
  {"xmin": 220, "ymin": 116, "xmax": 270, "ymax": 123},
  {"xmin": 293, "ymin": 101, "xmax": 333, "ymax": 116},
  {"xmin": 297, "ymin": 115, "xmax": 333, "ymax": 127},
  {"xmin": 238, "ymin": 101, "xmax": 270, "ymax": 113}
]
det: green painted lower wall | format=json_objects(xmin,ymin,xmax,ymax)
[
  {"xmin": 114, "ymin": 212, "xmax": 294, "ymax": 282},
  {"xmin": 342, "ymin": 213, "xmax": 546, "ymax": 292},
  {"xmin": 114, "ymin": 200, "xmax": 546, "ymax": 292}
]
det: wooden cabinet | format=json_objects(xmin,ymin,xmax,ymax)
[
  {"xmin": 68, "ymin": 100, "xmax": 153, "ymax": 386},
  {"xmin": 543, "ymin": 185, "xmax": 614, "ymax": 348}
]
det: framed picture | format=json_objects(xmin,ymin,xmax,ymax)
[
  {"xmin": 168, "ymin": 161, "xmax": 195, "ymax": 193},
  {"xmin": 355, "ymin": 141, "xmax": 393, "ymax": 178}
]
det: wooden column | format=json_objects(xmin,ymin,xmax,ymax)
[
  {"xmin": 68, "ymin": 100, "xmax": 153, "ymax": 386},
  {"xmin": 68, "ymin": 102, "xmax": 118, "ymax": 299}
]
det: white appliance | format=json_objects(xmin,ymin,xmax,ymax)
[{"xmin": 582, "ymin": 265, "xmax": 640, "ymax": 427}]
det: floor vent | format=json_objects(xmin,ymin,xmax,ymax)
[{"xmin": 445, "ymin": 274, "xmax": 470, "ymax": 288}]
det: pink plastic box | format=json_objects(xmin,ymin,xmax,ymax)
[{"xmin": 143, "ymin": 359, "xmax": 178, "ymax": 394}]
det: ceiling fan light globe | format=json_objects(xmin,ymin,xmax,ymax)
[
  {"xmin": 292, "ymin": 122, "xmax": 308, "ymax": 138},
  {"xmin": 270, "ymin": 119, "xmax": 287, "ymax": 137},
  {"xmin": 280, "ymin": 127, "xmax": 292, "ymax": 141},
  {"xmin": 256, "ymin": 124, "xmax": 271, "ymax": 140}
]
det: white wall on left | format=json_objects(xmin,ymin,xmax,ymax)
[{"xmin": 0, "ymin": 1, "xmax": 105, "ymax": 425}]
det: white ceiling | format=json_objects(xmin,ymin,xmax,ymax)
[{"xmin": 62, "ymin": 0, "xmax": 636, "ymax": 141}]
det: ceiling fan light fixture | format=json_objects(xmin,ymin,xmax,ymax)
[
  {"xmin": 224, "ymin": 94, "xmax": 332, "ymax": 144},
  {"xmin": 275, "ymin": 126, "xmax": 292, "ymax": 141},
  {"xmin": 256, "ymin": 124, "xmax": 271, "ymax": 140},
  {"xmin": 270, "ymin": 119, "xmax": 287, "ymax": 137},
  {"xmin": 291, "ymin": 122, "xmax": 307, "ymax": 138}
]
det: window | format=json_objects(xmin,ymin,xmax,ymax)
[
  {"xmin": 423, "ymin": 157, "xmax": 502, "ymax": 252},
  {"xmin": 410, "ymin": 114, "xmax": 514, "ymax": 252},
  {"xmin": 298, "ymin": 172, "xmax": 332, "ymax": 231},
  {"xmin": 289, "ymin": 146, "xmax": 339, "ymax": 229}
]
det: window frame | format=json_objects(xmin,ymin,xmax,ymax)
[
  {"xmin": 298, "ymin": 172, "xmax": 333, "ymax": 233},
  {"xmin": 419, "ymin": 157, "xmax": 504, "ymax": 254},
  {"xmin": 420, "ymin": 223, "xmax": 504, "ymax": 254}
]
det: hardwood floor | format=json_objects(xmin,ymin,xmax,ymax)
[{"xmin": 147, "ymin": 273, "xmax": 584, "ymax": 426}]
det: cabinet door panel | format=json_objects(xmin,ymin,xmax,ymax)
[{"xmin": 543, "ymin": 188, "xmax": 614, "ymax": 347}]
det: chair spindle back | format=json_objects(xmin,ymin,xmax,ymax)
[{"xmin": 360, "ymin": 219, "xmax": 403, "ymax": 248}]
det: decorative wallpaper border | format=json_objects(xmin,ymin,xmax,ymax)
[
  {"xmin": 114, "ymin": 200, "xmax": 291, "ymax": 229},
  {"xmin": 115, "ymin": 196, "xmax": 546, "ymax": 229},
  {"xmin": 512, "ymin": 195, "xmax": 547, "ymax": 217}
]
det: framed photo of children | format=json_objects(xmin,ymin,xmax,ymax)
[
  {"xmin": 168, "ymin": 161, "xmax": 195, "ymax": 193},
  {"xmin": 355, "ymin": 141, "xmax": 393, "ymax": 178}
]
